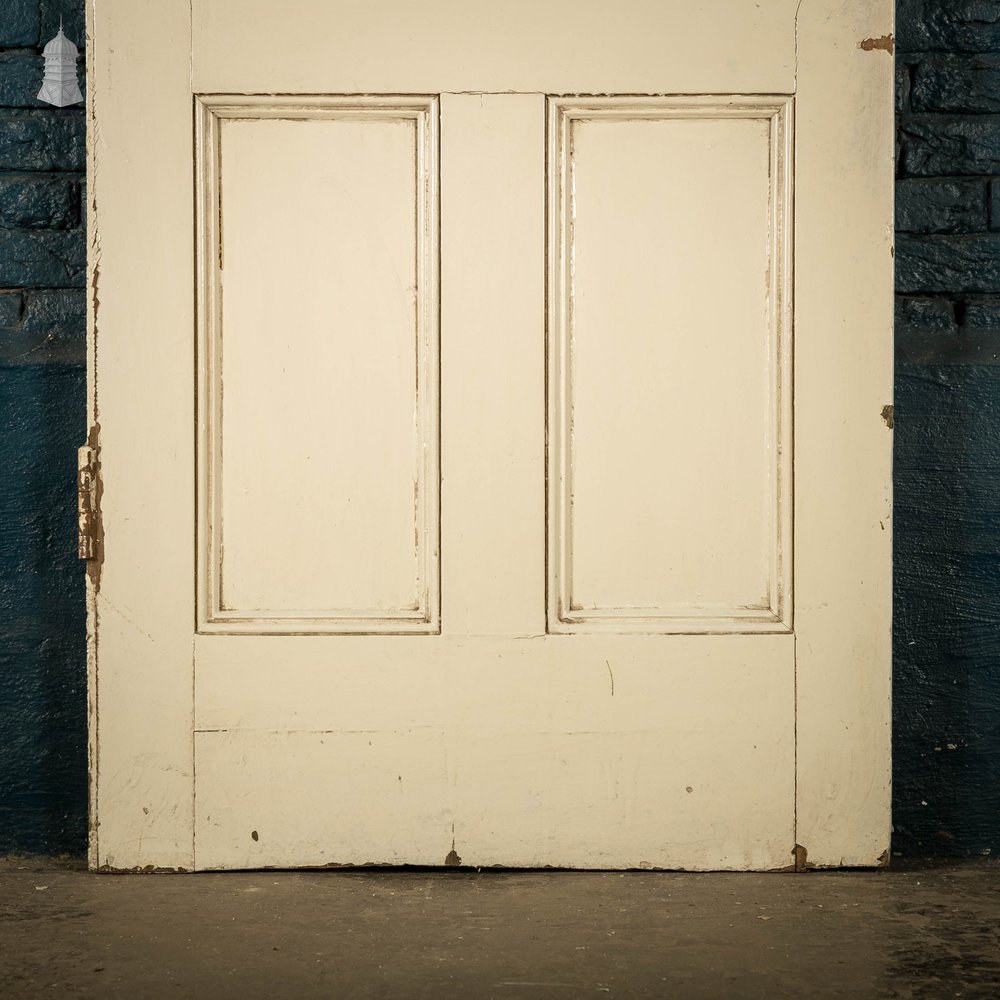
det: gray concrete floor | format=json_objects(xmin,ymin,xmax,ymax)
[{"xmin": 0, "ymin": 859, "xmax": 998, "ymax": 999}]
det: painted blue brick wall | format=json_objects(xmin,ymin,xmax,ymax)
[
  {"xmin": 0, "ymin": 0, "xmax": 87, "ymax": 855},
  {"xmin": 895, "ymin": 0, "xmax": 1000, "ymax": 858},
  {"xmin": 2, "ymin": 1, "xmax": 1000, "ymax": 859}
]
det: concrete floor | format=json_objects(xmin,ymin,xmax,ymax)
[{"xmin": 0, "ymin": 859, "xmax": 997, "ymax": 999}]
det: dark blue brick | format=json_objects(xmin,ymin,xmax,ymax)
[
  {"xmin": 0, "ymin": 175, "xmax": 79, "ymax": 229},
  {"xmin": 0, "ymin": 54, "xmax": 44, "ymax": 110},
  {"xmin": 893, "ymin": 366, "xmax": 1000, "ymax": 856},
  {"xmin": 896, "ymin": 365, "xmax": 1000, "ymax": 469},
  {"xmin": 896, "ymin": 179, "xmax": 987, "ymax": 233},
  {"xmin": 991, "ymin": 180, "xmax": 1000, "ymax": 230},
  {"xmin": 896, "ymin": 63, "xmax": 912, "ymax": 114},
  {"xmin": 0, "ymin": 111, "xmax": 85, "ymax": 171},
  {"xmin": 899, "ymin": 116, "xmax": 1000, "ymax": 176},
  {"xmin": 896, "ymin": 332, "xmax": 1000, "ymax": 365},
  {"xmin": 0, "ymin": 291, "xmax": 25, "ymax": 327},
  {"xmin": 0, "ymin": 1, "xmax": 41, "ymax": 48},
  {"xmin": 964, "ymin": 297, "xmax": 1000, "ymax": 331},
  {"xmin": 897, "ymin": 295, "xmax": 959, "ymax": 334},
  {"xmin": 912, "ymin": 56, "xmax": 1000, "ymax": 113},
  {"xmin": 896, "ymin": 467, "xmax": 1000, "ymax": 554},
  {"xmin": 0, "ymin": 229, "xmax": 85, "ymax": 288},
  {"xmin": 0, "ymin": 289, "xmax": 85, "ymax": 364},
  {"xmin": 897, "ymin": 0, "xmax": 1000, "ymax": 54},
  {"xmin": 896, "ymin": 234, "xmax": 1000, "ymax": 293},
  {"xmin": 0, "ymin": 363, "xmax": 87, "ymax": 856},
  {"xmin": 895, "ymin": 297, "xmax": 967, "ymax": 364}
]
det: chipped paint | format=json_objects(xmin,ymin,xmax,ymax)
[
  {"xmin": 96, "ymin": 864, "xmax": 191, "ymax": 874},
  {"xmin": 77, "ymin": 422, "xmax": 104, "ymax": 590},
  {"xmin": 859, "ymin": 35, "xmax": 894, "ymax": 55},
  {"xmin": 793, "ymin": 844, "xmax": 812, "ymax": 872},
  {"xmin": 881, "ymin": 404, "xmax": 894, "ymax": 429},
  {"xmin": 85, "ymin": 0, "xmax": 103, "ymax": 873}
]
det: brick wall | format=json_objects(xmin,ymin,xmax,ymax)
[
  {"xmin": 896, "ymin": 1, "xmax": 1000, "ymax": 363},
  {"xmin": 0, "ymin": 1, "xmax": 85, "ymax": 362},
  {"xmin": 893, "ymin": 0, "xmax": 1000, "ymax": 858},
  {"xmin": 1, "ymin": 1, "xmax": 999, "ymax": 858},
  {"xmin": 0, "ymin": 0, "xmax": 87, "ymax": 855}
]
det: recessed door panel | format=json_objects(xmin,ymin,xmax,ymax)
[
  {"xmin": 547, "ymin": 98, "xmax": 792, "ymax": 634},
  {"xmin": 196, "ymin": 97, "xmax": 440, "ymax": 634}
]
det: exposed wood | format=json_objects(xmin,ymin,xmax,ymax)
[
  {"xmin": 859, "ymin": 35, "xmax": 895, "ymax": 55},
  {"xmin": 76, "ymin": 424, "xmax": 101, "ymax": 571}
]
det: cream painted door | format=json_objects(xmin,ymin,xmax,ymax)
[{"xmin": 86, "ymin": 0, "xmax": 894, "ymax": 871}]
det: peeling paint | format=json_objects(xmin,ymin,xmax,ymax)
[{"xmin": 78, "ymin": 421, "xmax": 103, "ymax": 590}]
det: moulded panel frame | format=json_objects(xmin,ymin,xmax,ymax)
[
  {"xmin": 546, "ymin": 95, "xmax": 794, "ymax": 636},
  {"xmin": 194, "ymin": 94, "xmax": 441, "ymax": 636}
]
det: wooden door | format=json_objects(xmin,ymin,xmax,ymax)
[{"xmin": 86, "ymin": 0, "xmax": 894, "ymax": 871}]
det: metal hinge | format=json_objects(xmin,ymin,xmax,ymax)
[{"xmin": 78, "ymin": 435, "xmax": 101, "ymax": 561}]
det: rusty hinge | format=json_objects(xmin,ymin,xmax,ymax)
[{"xmin": 78, "ymin": 427, "xmax": 102, "ymax": 562}]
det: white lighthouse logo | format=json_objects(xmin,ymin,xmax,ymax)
[{"xmin": 37, "ymin": 21, "xmax": 84, "ymax": 108}]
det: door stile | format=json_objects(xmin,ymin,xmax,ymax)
[
  {"xmin": 793, "ymin": 0, "xmax": 894, "ymax": 867},
  {"xmin": 87, "ymin": 0, "xmax": 197, "ymax": 871}
]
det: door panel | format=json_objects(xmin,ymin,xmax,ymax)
[
  {"xmin": 547, "ymin": 98, "xmax": 792, "ymax": 633},
  {"xmin": 193, "ymin": 635, "xmax": 794, "ymax": 870},
  {"xmin": 196, "ymin": 97, "xmax": 440, "ymax": 633},
  {"xmin": 88, "ymin": 0, "xmax": 893, "ymax": 872}
]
